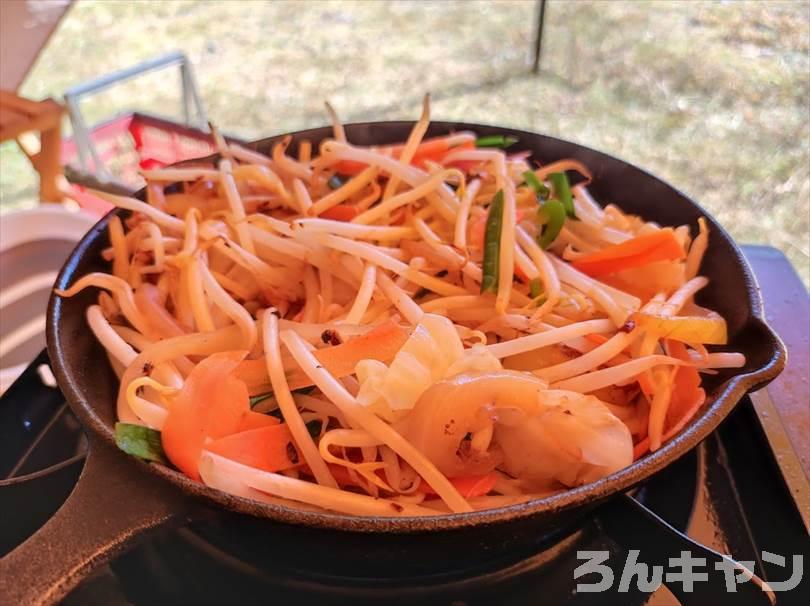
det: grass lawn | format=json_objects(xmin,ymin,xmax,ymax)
[{"xmin": 1, "ymin": 0, "xmax": 808, "ymax": 281}]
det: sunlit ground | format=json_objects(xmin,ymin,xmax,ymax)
[{"xmin": 1, "ymin": 0, "xmax": 808, "ymax": 281}]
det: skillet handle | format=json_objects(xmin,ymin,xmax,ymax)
[
  {"xmin": 598, "ymin": 494, "xmax": 776, "ymax": 606},
  {"xmin": 0, "ymin": 435, "xmax": 188, "ymax": 606}
]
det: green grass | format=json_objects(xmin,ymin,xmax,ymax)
[{"xmin": 2, "ymin": 0, "xmax": 808, "ymax": 282}]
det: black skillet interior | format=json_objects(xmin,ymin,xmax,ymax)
[{"xmin": 47, "ymin": 121, "xmax": 785, "ymax": 539}]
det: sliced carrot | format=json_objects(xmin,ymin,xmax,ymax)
[
  {"xmin": 319, "ymin": 204, "xmax": 359, "ymax": 221},
  {"xmin": 288, "ymin": 321, "xmax": 409, "ymax": 388},
  {"xmin": 205, "ymin": 375, "xmax": 251, "ymax": 440},
  {"xmin": 419, "ymin": 473, "xmax": 499, "ymax": 499},
  {"xmin": 571, "ymin": 229, "xmax": 686, "ymax": 277},
  {"xmin": 333, "ymin": 160, "xmax": 366, "ymax": 176},
  {"xmin": 237, "ymin": 410, "xmax": 280, "ymax": 432},
  {"xmin": 633, "ymin": 340, "xmax": 705, "ymax": 460},
  {"xmin": 600, "ymin": 259, "xmax": 686, "ymax": 302},
  {"xmin": 585, "ymin": 333, "xmax": 610, "ymax": 346},
  {"xmin": 413, "ymin": 139, "xmax": 475, "ymax": 167},
  {"xmin": 161, "ymin": 350, "xmax": 249, "ymax": 480},
  {"xmin": 633, "ymin": 390, "xmax": 705, "ymax": 460},
  {"xmin": 234, "ymin": 320, "xmax": 410, "ymax": 395},
  {"xmin": 636, "ymin": 372, "xmax": 656, "ymax": 399},
  {"xmin": 664, "ymin": 340, "xmax": 703, "ymax": 428},
  {"xmin": 206, "ymin": 424, "xmax": 301, "ymax": 473}
]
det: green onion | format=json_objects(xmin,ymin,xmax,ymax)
[
  {"xmin": 538, "ymin": 199, "xmax": 566, "ymax": 249},
  {"xmin": 523, "ymin": 170, "xmax": 550, "ymax": 200},
  {"xmin": 250, "ymin": 392, "xmax": 274, "ymax": 409},
  {"xmin": 327, "ymin": 174, "xmax": 346, "ymax": 190},
  {"xmin": 475, "ymin": 135, "xmax": 518, "ymax": 149},
  {"xmin": 115, "ymin": 422, "xmax": 167, "ymax": 464},
  {"xmin": 549, "ymin": 172, "xmax": 576, "ymax": 219},
  {"xmin": 480, "ymin": 190, "xmax": 504, "ymax": 294},
  {"xmin": 529, "ymin": 278, "xmax": 543, "ymax": 299}
]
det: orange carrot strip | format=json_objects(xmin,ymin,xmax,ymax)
[
  {"xmin": 633, "ymin": 340, "xmax": 704, "ymax": 459},
  {"xmin": 206, "ymin": 375, "xmax": 251, "ymax": 440},
  {"xmin": 320, "ymin": 204, "xmax": 359, "ymax": 221},
  {"xmin": 636, "ymin": 373, "xmax": 656, "ymax": 399},
  {"xmin": 237, "ymin": 410, "xmax": 280, "ymax": 432},
  {"xmin": 633, "ymin": 389, "xmax": 705, "ymax": 460},
  {"xmin": 413, "ymin": 139, "xmax": 475, "ymax": 167},
  {"xmin": 571, "ymin": 229, "xmax": 685, "ymax": 277},
  {"xmin": 206, "ymin": 424, "xmax": 301, "ymax": 473},
  {"xmin": 585, "ymin": 334, "xmax": 610, "ymax": 345},
  {"xmin": 162, "ymin": 351, "xmax": 248, "ymax": 480},
  {"xmin": 333, "ymin": 160, "xmax": 368, "ymax": 176},
  {"xmin": 234, "ymin": 321, "xmax": 410, "ymax": 394},
  {"xmin": 664, "ymin": 340, "xmax": 703, "ymax": 428}
]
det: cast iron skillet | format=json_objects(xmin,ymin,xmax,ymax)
[{"xmin": 0, "ymin": 122, "xmax": 785, "ymax": 605}]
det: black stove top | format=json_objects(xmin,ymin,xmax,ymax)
[{"xmin": 1, "ymin": 246, "xmax": 808, "ymax": 606}]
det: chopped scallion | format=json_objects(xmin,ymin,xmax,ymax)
[
  {"xmin": 549, "ymin": 172, "xmax": 576, "ymax": 219},
  {"xmin": 480, "ymin": 190, "xmax": 504, "ymax": 294},
  {"xmin": 475, "ymin": 135, "xmax": 518, "ymax": 149},
  {"xmin": 523, "ymin": 170, "xmax": 550, "ymax": 200},
  {"xmin": 537, "ymin": 199, "xmax": 566, "ymax": 249},
  {"xmin": 529, "ymin": 278, "xmax": 543, "ymax": 299},
  {"xmin": 115, "ymin": 422, "xmax": 167, "ymax": 464}
]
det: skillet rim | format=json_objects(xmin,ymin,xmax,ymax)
[{"xmin": 46, "ymin": 120, "xmax": 786, "ymax": 533}]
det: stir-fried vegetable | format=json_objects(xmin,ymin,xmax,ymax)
[
  {"xmin": 572, "ymin": 229, "xmax": 686, "ymax": 277},
  {"xmin": 480, "ymin": 190, "xmax": 505, "ymax": 294},
  {"xmin": 115, "ymin": 422, "xmax": 167, "ymax": 463},
  {"xmin": 162, "ymin": 351, "xmax": 251, "ymax": 481},
  {"xmin": 64, "ymin": 99, "xmax": 748, "ymax": 517},
  {"xmin": 633, "ymin": 341, "xmax": 705, "ymax": 459},
  {"xmin": 523, "ymin": 170, "xmax": 564, "ymax": 249},
  {"xmin": 631, "ymin": 310, "xmax": 728, "ymax": 345},
  {"xmin": 319, "ymin": 204, "xmax": 359, "ymax": 221},
  {"xmin": 537, "ymin": 199, "xmax": 566, "ymax": 249},
  {"xmin": 548, "ymin": 172, "xmax": 576, "ymax": 219},
  {"xmin": 238, "ymin": 410, "xmax": 281, "ymax": 432},
  {"xmin": 234, "ymin": 321, "xmax": 411, "ymax": 394},
  {"xmin": 523, "ymin": 170, "xmax": 549, "ymax": 199},
  {"xmin": 475, "ymin": 135, "xmax": 518, "ymax": 149},
  {"xmin": 206, "ymin": 424, "xmax": 302, "ymax": 473}
]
